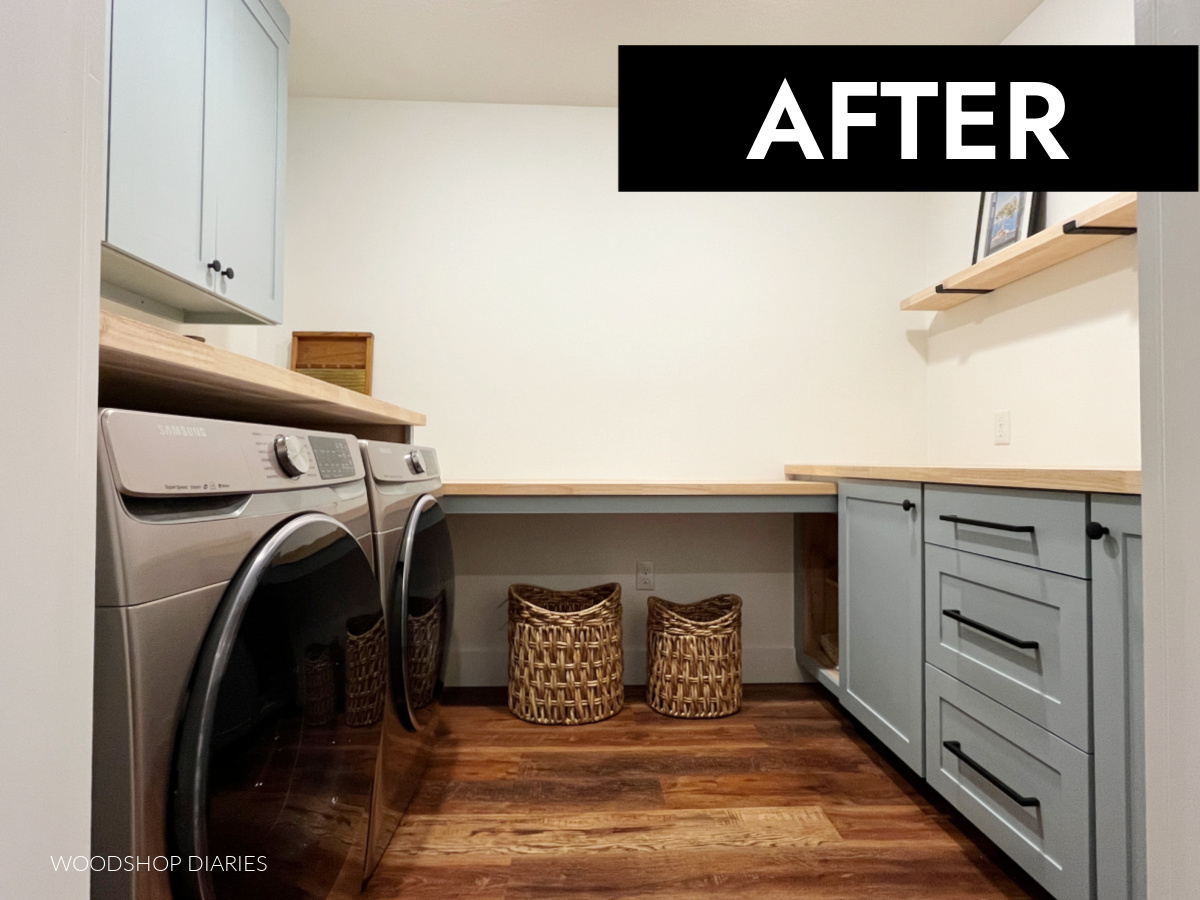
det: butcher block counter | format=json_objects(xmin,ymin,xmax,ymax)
[
  {"xmin": 784, "ymin": 465, "xmax": 1141, "ymax": 495},
  {"xmin": 440, "ymin": 481, "xmax": 838, "ymax": 514},
  {"xmin": 98, "ymin": 311, "xmax": 424, "ymax": 441}
]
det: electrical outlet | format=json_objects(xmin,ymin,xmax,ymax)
[
  {"xmin": 636, "ymin": 561, "xmax": 654, "ymax": 591},
  {"xmin": 994, "ymin": 409, "xmax": 1011, "ymax": 445}
]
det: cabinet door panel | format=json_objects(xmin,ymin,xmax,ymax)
[
  {"xmin": 839, "ymin": 480, "xmax": 924, "ymax": 775},
  {"xmin": 207, "ymin": 0, "xmax": 287, "ymax": 322},
  {"xmin": 107, "ymin": 0, "xmax": 209, "ymax": 285},
  {"xmin": 1092, "ymin": 496, "xmax": 1145, "ymax": 900}
]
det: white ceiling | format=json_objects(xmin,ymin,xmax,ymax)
[{"xmin": 281, "ymin": 0, "xmax": 1046, "ymax": 107}]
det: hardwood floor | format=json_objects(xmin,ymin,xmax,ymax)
[{"xmin": 362, "ymin": 685, "xmax": 1050, "ymax": 899}]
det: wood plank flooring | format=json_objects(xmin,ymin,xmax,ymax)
[{"xmin": 361, "ymin": 685, "xmax": 1050, "ymax": 899}]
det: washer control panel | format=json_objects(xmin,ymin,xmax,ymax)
[
  {"xmin": 361, "ymin": 440, "xmax": 440, "ymax": 484},
  {"xmin": 101, "ymin": 410, "xmax": 367, "ymax": 496},
  {"xmin": 308, "ymin": 436, "xmax": 359, "ymax": 480}
]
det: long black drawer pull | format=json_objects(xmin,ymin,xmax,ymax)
[
  {"xmin": 942, "ymin": 609, "xmax": 1039, "ymax": 650},
  {"xmin": 940, "ymin": 514, "xmax": 1035, "ymax": 534},
  {"xmin": 943, "ymin": 741, "xmax": 1041, "ymax": 807}
]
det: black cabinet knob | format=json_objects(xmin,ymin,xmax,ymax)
[
  {"xmin": 1086, "ymin": 521, "xmax": 1110, "ymax": 540},
  {"xmin": 902, "ymin": 499, "xmax": 916, "ymax": 512},
  {"xmin": 221, "ymin": 266, "xmax": 234, "ymax": 279},
  {"xmin": 207, "ymin": 260, "xmax": 234, "ymax": 279}
]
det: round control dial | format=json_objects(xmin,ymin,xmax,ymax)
[{"xmin": 273, "ymin": 434, "xmax": 311, "ymax": 478}]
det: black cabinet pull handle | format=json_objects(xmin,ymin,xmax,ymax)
[
  {"xmin": 207, "ymin": 260, "xmax": 234, "ymax": 279},
  {"xmin": 940, "ymin": 514, "xmax": 1035, "ymax": 534},
  {"xmin": 222, "ymin": 266, "xmax": 234, "ymax": 279},
  {"xmin": 902, "ymin": 499, "xmax": 916, "ymax": 512},
  {"xmin": 943, "ymin": 609, "xmax": 1039, "ymax": 650},
  {"xmin": 943, "ymin": 741, "xmax": 1040, "ymax": 807},
  {"xmin": 1086, "ymin": 521, "xmax": 1110, "ymax": 540}
]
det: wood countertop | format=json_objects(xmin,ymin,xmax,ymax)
[
  {"xmin": 439, "ymin": 482, "xmax": 835, "ymax": 496},
  {"xmin": 444, "ymin": 481, "xmax": 838, "ymax": 496},
  {"xmin": 99, "ymin": 310, "xmax": 424, "ymax": 440},
  {"xmin": 784, "ymin": 465, "xmax": 1141, "ymax": 495},
  {"xmin": 439, "ymin": 481, "xmax": 838, "ymax": 514}
]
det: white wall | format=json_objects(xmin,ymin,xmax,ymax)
[
  {"xmin": 0, "ymin": 1, "xmax": 105, "ymax": 897},
  {"xmin": 917, "ymin": 0, "xmax": 1140, "ymax": 467},
  {"xmin": 921, "ymin": 194, "xmax": 1140, "ymax": 467},
  {"xmin": 270, "ymin": 99, "xmax": 931, "ymax": 480}
]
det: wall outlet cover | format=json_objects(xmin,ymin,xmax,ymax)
[
  {"xmin": 994, "ymin": 409, "xmax": 1011, "ymax": 445},
  {"xmin": 636, "ymin": 560, "xmax": 654, "ymax": 590}
]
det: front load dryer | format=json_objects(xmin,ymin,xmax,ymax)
[
  {"xmin": 358, "ymin": 441, "xmax": 455, "ymax": 879},
  {"xmin": 92, "ymin": 409, "xmax": 384, "ymax": 900}
]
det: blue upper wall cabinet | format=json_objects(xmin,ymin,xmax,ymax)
[{"xmin": 103, "ymin": 0, "xmax": 289, "ymax": 325}]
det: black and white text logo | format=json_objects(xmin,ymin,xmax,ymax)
[{"xmin": 618, "ymin": 45, "xmax": 1198, "ymax": 191}]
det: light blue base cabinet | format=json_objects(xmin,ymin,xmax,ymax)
[
  {"xmin": 838, "ymin": 479, "xmax": 924, "ymax": 776},
  {"xmin": 1091, "ymin": 496, "xmax": 1146, "ymax": 900}
]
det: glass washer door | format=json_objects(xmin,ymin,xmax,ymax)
[{"xmin": 171, "ymin": 513, "xmax": 382, "ymax": 900}]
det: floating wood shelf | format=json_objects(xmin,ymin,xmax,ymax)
[
  {"xmin": 99, "ymin": 311, "xmax": 425, "ymax": 441},
  {"xmin": 901, "ymin": 192, "xmax": 1137, "ymax": 312}
]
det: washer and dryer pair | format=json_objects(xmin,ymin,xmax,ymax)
[{"xmin": 91, "ymin": 409, "xmax": 453, "ymax": 899}]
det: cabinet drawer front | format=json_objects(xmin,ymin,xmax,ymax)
[
  {"xmin": 925, "ymin": 545, "xmax": 1091, "ymax": 750},
  {"xmin": 924, "ymin": 485, "xmax": 1087, "ymax": 577},
  {"xmin": 926, "ymin": 666, "xmax": 1092, "ymax": 900}
]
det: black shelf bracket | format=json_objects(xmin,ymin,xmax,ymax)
[
  {"xmin": 935, "ymin": 284, "xmax": 993, "ymax": 295},
  {"xmin": 1063, "ymin": 220, "xmax": 1138, "ymax": 236}
]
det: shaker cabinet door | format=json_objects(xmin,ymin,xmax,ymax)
[
  {"xmin": 205, "ymin": 0, "xmax": 288, "ymax": 323},
  {"xmin": 1091, "ymin": 495, "xmax": 1146, "ymax": 900},
  {"xmin": 106, "ymin": 0, "xmax": 211, "ymax": 288},
  {"xmin": 839, "ymin": 480, "xmax": 925, "ymax": 775}
]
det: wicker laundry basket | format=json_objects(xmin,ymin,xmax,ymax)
[
  {"xmin": 507, "ymin": 583, "xmax": 624, "ymax": 725},
  {"xmin": 302, "ymin": 644, "xmax": 336, "ymax": 726},
  {"xmin": 344, "ymin": 613, "xmax": 386, "ymax": 727},
  {"xmin": 406, "ymin": 591, "xmax": 446, "ymax": 711},
  {"xmin": 646, "ymin": 594, "xmax": 743, "ymax": 718}
]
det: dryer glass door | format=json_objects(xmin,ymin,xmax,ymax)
[
  {"xmin": 172, "ymin": 513, "xmax": 382, "ymax": 900},
  {"xmin": 365, "ymin": 494, "xmax": 455, "ymax": 881},
  {"xmin": 391, "ymin": 494, "xmax": 455, "ymax": 731}
]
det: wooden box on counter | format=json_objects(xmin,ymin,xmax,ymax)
[{"xmin": 290, "ymin": 332, "xmax": 374, "ymax": 395}]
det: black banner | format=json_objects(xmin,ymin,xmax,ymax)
[{"xmin": 618, "ymin": 45, "xmax": 1198, "ymax": 191}]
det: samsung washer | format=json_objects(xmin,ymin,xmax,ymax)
[
  {"xmin": 358, "ymin": 440, "xmax": 455, "ymax": 879},
  {"xmin": 92, "ymin": 409, "xmax": 385, "ymax": 899}
]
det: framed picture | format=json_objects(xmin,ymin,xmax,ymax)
[{"xmin": 972, "ymin": 192, "xmax": 1046, "ymax": 263}]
